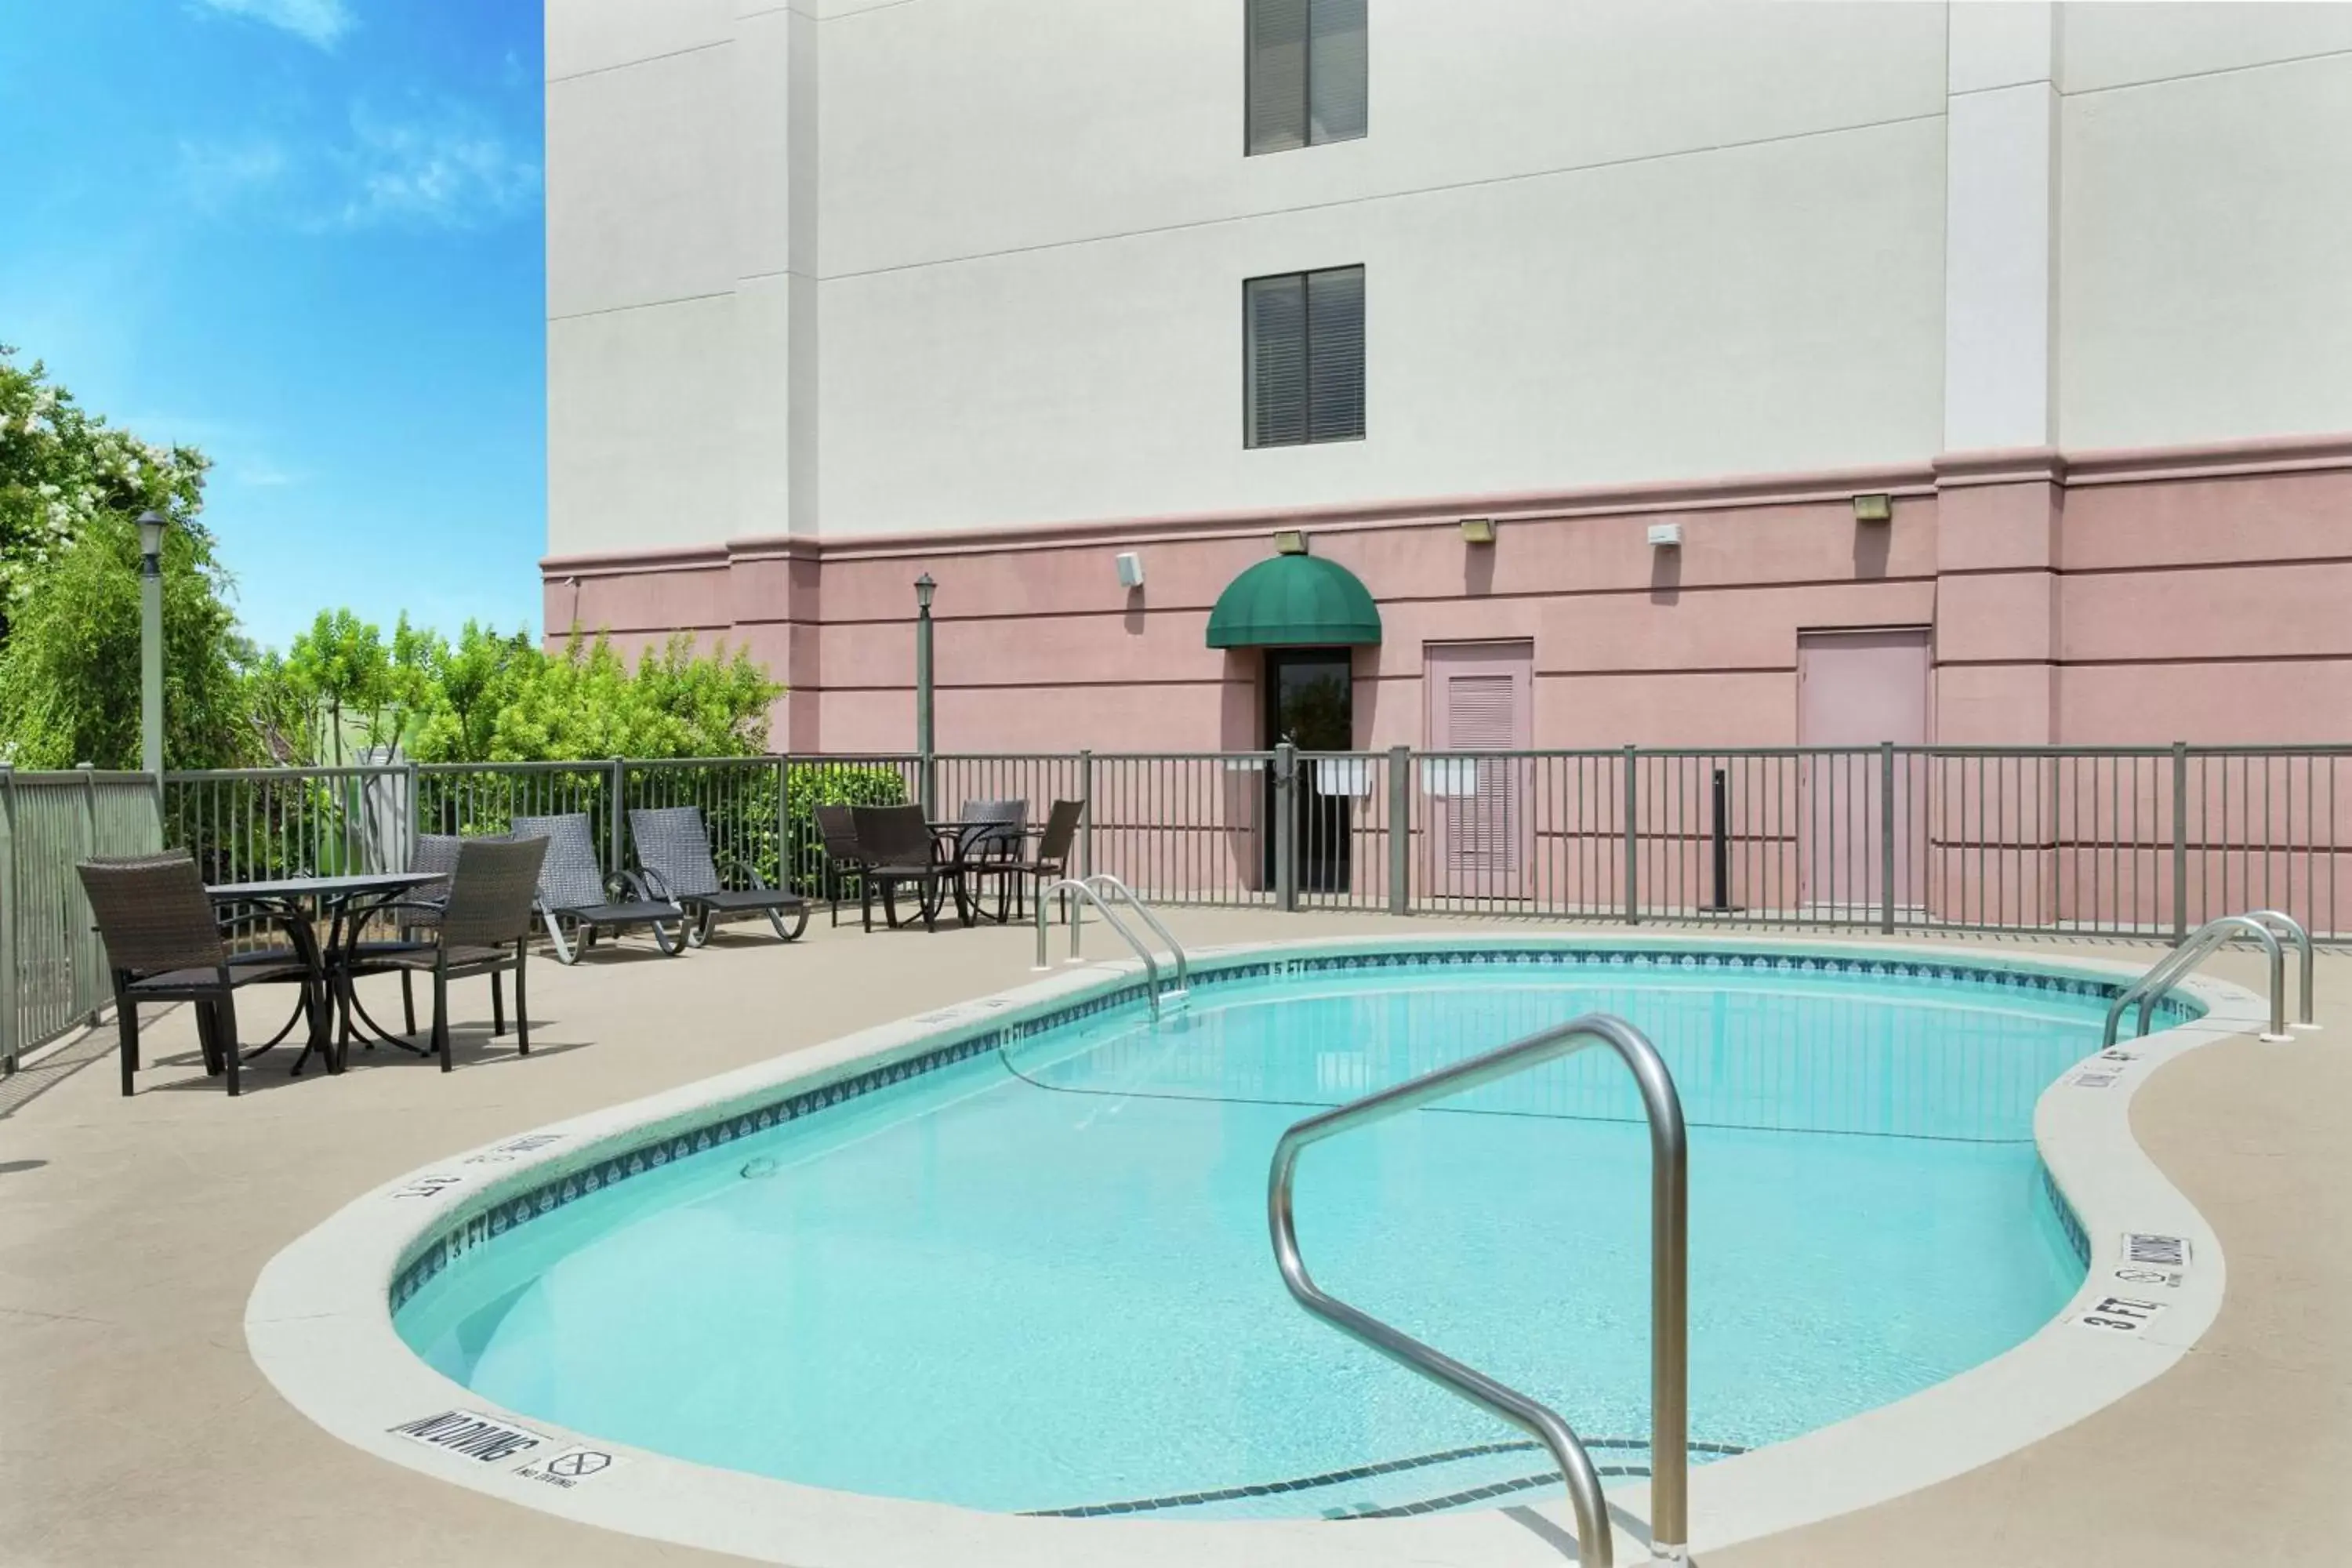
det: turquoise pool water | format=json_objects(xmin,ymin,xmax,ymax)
[{"xmin": 394, "ymin": 953, "xmax": 2116, "ymax": 1519}]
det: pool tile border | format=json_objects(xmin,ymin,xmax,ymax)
[
  {"xmin": 249, "ymin": 931, "xmax": 2259, "ymax": 1568},
  {"xmin": 386, "ymin": 942, "xmax": 2192, "ymax": 1314}
]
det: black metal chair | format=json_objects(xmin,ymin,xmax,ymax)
[
  {"xmin": 963, "ymin": 799, "xmax": 1084, "ymax": 924},
  {"xmin": 510, "ymin": 812, "xmax": 686, "ymax": 963},
  {"xmin": 629, "ymin": 805, "xmax": 809, "ymax": 945},
  {"xmin": 363, "ymin": 837, "xmax": 548, "ymax": 1072},
  {"xmin": 850, "ymin": 804, "xmax": 948, "ymax": 931},
  {"xmin": 78, "ymin": 851, "xmax": 319, "ymax": 1098}
]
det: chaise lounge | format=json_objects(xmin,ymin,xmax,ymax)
[
  {"xmin": 510, "ymin": 811, "xmax": 688, "ymax": 963},
  {"xmin": 629, "ymin": 804, "xmax": 809, "ymax": 946}
]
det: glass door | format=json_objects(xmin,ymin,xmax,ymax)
[{"xmin": 1262, "ymin": 649, "xmax": 1353, "ymax": 893}]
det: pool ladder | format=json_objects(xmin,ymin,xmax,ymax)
[
  {"xmin": 1032, "ymin": 873, "xmax": 1190, "ymax": 1019},
  {"xmin": 1268, "ymin": 1013, "xmax": 1689, "ymax": 1567},
  {"xmin": 2104, "ymin": 909, "xmax": 2315, "ymax": 1049}
]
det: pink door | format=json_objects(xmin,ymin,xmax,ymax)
[
  {"xmin": 1425, "ymin": 642, "xmax": 1534, "ymax": 898},
  {"xmin": 1797, "ymin": 630, "xmax": 1929, "ymax": 909}
]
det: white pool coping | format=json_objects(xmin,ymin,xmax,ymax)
[{"xmin": 246, "ymin": 931, "xmax": 2262, "ymax": 1567}]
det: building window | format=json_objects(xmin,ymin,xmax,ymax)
[
  {"xmin": 1246, "ymin": 266, "xmax": 1365, "ymax": 447},
  {"xmin": 1247, "ymin": 0, "xmax": 1367, "ymax": 155}
]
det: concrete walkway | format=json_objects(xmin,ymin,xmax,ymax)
[{"xmin": 1, "ymin": 910, "xmax": 2343, "ymax": 1566}]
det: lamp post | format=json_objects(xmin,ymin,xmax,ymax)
[
  {"xmin": 136, "ymin": 510, "xmax": 168, "ymax": 778},
  {"xmin": 913, "ymin": 572, "xmax": 937, "ymax": 816}
]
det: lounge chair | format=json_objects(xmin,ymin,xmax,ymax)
[
  {"xmin": 963, "ymin": 798, "xmax": 1084, "ymax": 924},
  {"xmin": 629, "ymin": 805, "xmax": 809, "ymax": 945},
  {"xmin": 364, "ymin": 837, "xmax": 547, "ymax": 1072},
  {"xmin": 850, "ymin": 804, "xmax": 949, "ymax": 932},
  {"xmin": 78, "ymin": 851, "xmax": 319, "ymax": 1098},
  {"xmin": 510, "ymin": 811, "xmax": 686, "ymax": 963}
]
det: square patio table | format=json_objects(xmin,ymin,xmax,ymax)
[{"xmin": 205, "ymin": 871, "xmax": 443, "ymax": 1074}]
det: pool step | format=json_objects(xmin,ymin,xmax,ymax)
[{"xmin": 1022, "ymin": 1435, "xmax": 1744, "ymax": 1523}]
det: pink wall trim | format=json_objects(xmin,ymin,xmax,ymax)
[{"xmin": 539, "ymin": 432, "xmax": 2352, "ymax": 753}]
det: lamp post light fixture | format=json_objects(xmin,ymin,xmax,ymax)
[
  {"xmin": 136, "ymin": 510, "xmax": 169, "ymax": 777},
  {"xmin": 913, "ymin": 572, "xmax": 937, "ymax": 816}
]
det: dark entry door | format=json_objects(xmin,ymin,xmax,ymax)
[{"xmin": 1262, "ymin": 649, "xmax": 1353, "ymax": 893}]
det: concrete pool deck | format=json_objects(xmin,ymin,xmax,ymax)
[{"xmin": 2, "ymin": 909, "xmax": 2346, "ymax": 1566}]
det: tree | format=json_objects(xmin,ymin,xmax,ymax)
[
  {"xmin": 0, "ymin": 347, "xmax": 209, "ymax": 642},
  {"xmin": 285, "ymin": 608, "xmax": 389, "ymax": 767},
  {"xmin": 405, "ymin": 620, "xmax": 535, "ymax": 763},
  {"xmin": 405, "ymin": 629, "xmax": 781, "ymax": 764},
  {"xmin": 0, "ymin": 510, "xmax": 252, "ymax": 769}
]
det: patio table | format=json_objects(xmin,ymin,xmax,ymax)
[
  {"xmin": 205, "ymin": 871, "xmax": 443, "ymax": 1075},
  {"xmin": 926, "ymin": 820, "xmax": 1044, "ymax": 925}
]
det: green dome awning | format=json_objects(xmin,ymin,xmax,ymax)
[{"xmin": 1204, "ymin": 554, "xmax": 1383, "ymax": 649}]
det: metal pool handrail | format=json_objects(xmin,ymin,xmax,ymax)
[
  {"xmin": 2104, "ymin": 913, "xmax": 2289, "ymax": 1049},
  {"xmin": 1267, "ymin": 1012, "xmax": 1689, "ymax": 1567},
  {"xmin": 1080, "ymin": 873, "xmax": 1189, "ymax": 997},
  {"xmin": 2243, "ymin": 909, "xmax": 2317, "ymax": 1030},
  {"xmin": 1033, "ymin": 877, "xmax": 1163, "ymax": 1019}
]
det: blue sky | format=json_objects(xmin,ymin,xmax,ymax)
[{"xmin": 0, "ymin": 0, "xmax": 545, "ymax": 652}]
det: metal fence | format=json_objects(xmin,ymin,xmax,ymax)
[
  {"xmin": 152, "ymin": 744, "xmax": 2352, "ymax": 942},
  {"xmin": 12, "ymin": 742, "xmax": 2338, "ymax": 1075},
  {"xmin": 2, "ymin": 768, "xmax": 164, "ymax": 1072}
]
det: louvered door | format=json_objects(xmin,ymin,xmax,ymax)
[{"xmin": 1426, "ymin": 643, "xmax": 1533, "ymax": 898}]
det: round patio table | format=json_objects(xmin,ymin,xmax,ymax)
[
  {"xmin": 205, "ymin": 871, "xmax": 443, "ymax": 1075},
  {"xmin": 927, "ymin": 820, "xmax": 1044, "ymax": 925}
]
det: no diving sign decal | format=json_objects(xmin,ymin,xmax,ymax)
[
  {"xmin": 390, "ymin": 1408, "xmax": 547, "ymax": 1465},
  {"xmin": 390, "ymin": 1410, "xmax": 622, "ymax": 1493},
  {"xmin": 517, "ymin": 1446, "xmax": 622, "ymax": 1490}
]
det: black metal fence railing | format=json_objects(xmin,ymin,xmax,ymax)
[
  {"xmin": 146, "ymin": 745, "xmax": 2351, "ymax": 944},
  {"xmin": 13, "ymin": 742, "xmax": 2338, "ymax": 1076}
]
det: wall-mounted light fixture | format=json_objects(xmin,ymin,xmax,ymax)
[
  {"xmin": 1459, "ymin": 517, "xmax": 1496, "ymax": 546},
  {"xmin": 1272, "ymin": 529, "xmax": 1308, "ymax": 556},
  {"xmin": 1852, "ymin": 493, "xmax": 1893, "ymax": 524},
  {"xmin": 1115, "ymin": 551, "xmax": 1145, "ymax": 590},
  {"xmin": 1646, "ymin": 522, "xmax": 1683, "ymax": 549}
]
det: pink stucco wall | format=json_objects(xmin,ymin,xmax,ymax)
[{"xmin": 543, "ymin": 433, "xmax": 2352, "ymax": 758}]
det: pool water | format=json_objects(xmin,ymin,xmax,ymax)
[{"xmin": 396, "ymin": 957, "xmax": 2106, "ymax": 1519}]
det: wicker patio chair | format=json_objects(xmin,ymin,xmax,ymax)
[
  {"xmin": 813, "ymin": 804, "xmax": 869, "ymax": 927},
  {"xmin": 510, "ymin": 812, "xmax": 686, "ymax": 963},
  {"xmin": 78, "ymin": 851, "xmax": 319, "ymax": 1098},
  {"xmin": 388, "ymin": 833, "xmax": 462, "ymax": 1033},
  {"xmin": 628, "ymin": 806, "xmax": 809, "ymax": 946},
  {"xmin": 335, "ymin": 832, "xmax": 478, "ymax": 1040},
  {"xmin": 954, "ymin": 798, "xmax": 1028, "ymax": 922},
  {"xmin": 962, "ymin": 798, "xmax": 1084, "ymax": 925},
  {"xmin": 850, "ymin": 804, "xmax": 948, "ymax": 932},
  {"xmin": 361, "ymin": 837, "xmax": 548, "ymax": 1072}
]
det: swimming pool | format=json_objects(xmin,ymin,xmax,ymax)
[{"xmin": 387, "ymin": 943, "xmax": 2194, "ymax": 1523}]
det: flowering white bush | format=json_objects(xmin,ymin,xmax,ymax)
[{"xmin": 0, "ymin": 345, "xmax": 212, "ymax": 614}]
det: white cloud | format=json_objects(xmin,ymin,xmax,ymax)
[
  {"xmin": 192, "ymin": 0, "xmax": 354, "ymax": 49},
  {"xmin": 176, "ymin": 137, "xmax": 291, "ymax": 212},
  {"xmin": 332, "ymin": 107, "xmax": 540, "ymax": 230}
]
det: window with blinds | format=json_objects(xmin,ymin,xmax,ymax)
[
  {"xmin": 1247, "ymin": 0, "xmax": 1367, "ymax": 155},
  {"xmin": 1245, "ymin": 265, "xmax": 1365, "ymax": 447}
]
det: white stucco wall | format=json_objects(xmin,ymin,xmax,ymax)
[
  {"xmin": 811, "ymin": 0, "xmax": 1948, "ymax": 536},
  {"xmin": 819, "ymin": 117, "xmax": 1945, "ymax": 534},
  {"xmin": 544, "ymin": 1, "xmax": 815, "ymax": 557},
  {"xmin": 2058, "ymin": 40, "xmax": 2352, "ymax": 449},
  {"xmin": 543, "ymin": 0, "xmax": 2352, "ymax": 557}
]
